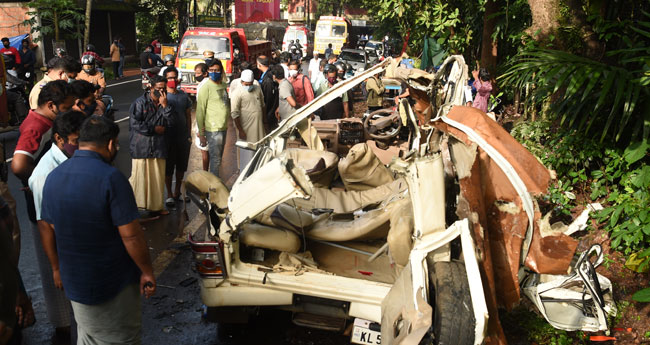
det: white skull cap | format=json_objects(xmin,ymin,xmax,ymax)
[{"xmin": 241, "ymin": 69, "xmax": 254, "ymax": 82}]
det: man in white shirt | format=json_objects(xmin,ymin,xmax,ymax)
[
  {"xmin": 311, "ymin": 59, "xmax": 327, "ymax": 91},
  {"xmin": 230, "ymin": 69, "xmax": 265, "ymax": 170},
  {"xmin": 308, "ymin": 51, "xmax": 321, "ymax": 80}
]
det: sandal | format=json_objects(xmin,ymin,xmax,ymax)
[{"xmin": 165, "ymin": 197, "xmax": 175, "ymax": 207}]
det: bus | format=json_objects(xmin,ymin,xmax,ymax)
[{"xmin": 314, "ymin": 16, "xmax": 351, "ymax": 55}]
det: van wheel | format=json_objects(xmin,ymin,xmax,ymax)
[{"xmin": 422, "ymin": 261, "xmax": 475, "ymax": 345}]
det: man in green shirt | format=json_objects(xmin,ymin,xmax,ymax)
[
  {"xmin": 196, "ymin": 59, "xmax": 230, "ymax": 177},
  {"xmin": 366, "ymin": 74, "xmax": 385, "ymax": 112}
]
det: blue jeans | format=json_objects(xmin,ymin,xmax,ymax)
[
  {"xmin": 118, "ymin": 56, "xmax": 125, "ymax": 77},
  {"xmin": 206, "ymin": 130, "xmax": 226, "ymax": 178}
]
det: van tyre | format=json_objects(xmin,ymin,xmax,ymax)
[{"xmin": 423, "ymin": 261, "xmax": 475, "ymax": 345}]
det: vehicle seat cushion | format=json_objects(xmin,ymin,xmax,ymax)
[
  {"xmin": 338, "ymin": 143, "xmax": 394, "ymax": 191},
  {"xmin": 291, "ymin": 178, "xmax": 407, "ymax": 214},
  {"xmin": 280, "ymin": 148, "xmax": 339, "ymax": 188},
  {"xmin": 240, "ymin": 223, "xmax": 301, "ymax": 253},
  {"xmin": 184, "ymin": 170, "xmax": 229, "ymax": 209}
]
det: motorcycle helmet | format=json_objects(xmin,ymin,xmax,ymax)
[
  {"xmin": 55, "ymin": 47, "xmax": 67, "ymax": 57},
  {"xmin": 86, "ymin": 44, "xmax": 96, "ymax": 52},
  {"xmin": 334, "ymin": 61, "xmax": 347, "ymax": 79},
  {"xmin": 324, "ymin": 63, "xmax": 337, "ymax": 74},
  {"xmin": 163, "ymin": 54, "xmax": 175, "ymax": 66},
  {"xmin": 81, "ymin": 54, "xmax": 96, "ymax": 73}
]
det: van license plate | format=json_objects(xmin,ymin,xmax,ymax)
[{"xmin": 351, "ymin": 318, "xmax": 381, "ymax": 344}]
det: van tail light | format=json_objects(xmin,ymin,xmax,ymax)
[{"xmin": 189, "ymin": 233, "xmax": 226, "ymax": 278}]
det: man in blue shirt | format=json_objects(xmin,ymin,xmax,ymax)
[
  {"xmin": 27, "ymin": 110, "xmax": 85, "ymax": 336},
  {"xmin": 40, "ymin": 116, "xmax": 156, "ymax": 344}
]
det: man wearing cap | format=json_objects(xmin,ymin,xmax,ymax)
[
  {"xmin": 230, "ymin": 69, "xmax": 265, "ymax": 170},
  {"xmin": 1, "ymin": 37, "xmax": 21, "ymax": 65}
]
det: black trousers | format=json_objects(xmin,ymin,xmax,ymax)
[{"xmin": 113, "ymin": 61, "xmax": 120, "ymax": 79}]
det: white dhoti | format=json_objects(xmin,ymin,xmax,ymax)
[{"xmin": 129, "ymin": 158, "xmax": 166, "ymax": 212}]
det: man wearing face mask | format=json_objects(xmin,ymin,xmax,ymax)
[
  {"xmin": 196, "ymin": 59, "xmax": 230, "ymax": 178},
  {"xmin": 288, "ymin": 60, "xmax": 314, "ymax": 108},
  {"xmin": 316, "ymin": 64, "xmax": 349, "ymax": 119},
  {"xmin": 256, "ymin": 55, "xmax": 278, "ymax": 132},
  {"xmin": 129, "ymin": 75, "xmax": 174, "ymax": 216},
  {"xmin": 13, "ymin": 80, "xmax": 75, "ymax": 181},
  {"xmin": 29, "ymin": 56, "xmax": 81, "ymax": 110},
  {"xmin": 19, "ymin": 39, "xmax": 35, "ymax": 87},
  {"xmin": 162, "ymin": 67, "xmax": 192, "ymax": 207},
  {"xmin": 40, "ymin": 115, "xmax": 156, "ymax": 345},
  {"xmin": 272, "ymin": 65, "xmax": 297, "ymax": 122},
  {"xmin": 71, "ymin": 80, "xmax": 102, "ymax": 116},
  {"xmin": 230, "ymin": 69, "xmax": 265, "ymax": 170},
  {"xmin": 27, "ymin": 111, "xmax": 85, "ymax": 339},
  {"xmin": 228, "ymin": 61, "xmax": 259, "ymax": 96},
  {"xmin": 192, "ymin": 62, "xmax": 210, "ymax": 172},
  {"xmin": 1, "ymin": 37, "xmax": 21, "ymax": 65}
]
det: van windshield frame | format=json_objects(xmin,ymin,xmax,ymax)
[{"xmin": 179, "ymin": 35, "xmax": 231, "ymax": 60}]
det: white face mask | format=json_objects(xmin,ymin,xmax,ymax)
[{"xmin": 288, "ymin": 70, "xmax": 298, "ymax": 78}]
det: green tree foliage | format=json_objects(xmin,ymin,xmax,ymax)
[
  {"xmin": 363, "ymin": 0, "xmax": 484, "ymax": 57},
  {"xmin": 500, "ymin": 9, "xmax": 650, "ymax": 143},
  {"xmin": 23, "ymin": 0, "xmax": 85, "ymax": 42},
  {"xmin": 136, "ymin": 0, "xmax": 183, "ymax": 49}
]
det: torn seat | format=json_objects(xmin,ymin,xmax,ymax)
[
  {"xmin": 280, "ymin": 148, "xmax": 339, "ymax": 188},
  {"xmin": 240, "ymin": 223, "xmax": 301, "ymax": 253},
  {"xmin": 338, "ymin": 143, "xmax": 394, "ymax": 191},
  {"xmin": 184, "ymin": 170, "xmax": 229, "ymax": 210},
  {"xmin": 268, "ymin": 179, "xmax": 409, "ymax": 242}
]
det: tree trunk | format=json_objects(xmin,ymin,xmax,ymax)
[
  {"xmin": 84, "ymin": 0, "xmax": 92, "ymax": 49},
  {"xmin": 526, "ymin": 0, "xmax": 560, "ymax": 41},
  {"xmin": 564, "ymin": 0, "xmax": 603, "ymax": 59},
  {"xmin": 480, "ymin": 0, "xmax": 499, "ymax": 73},
  {"xmin": 54, "ymin": 10, "xmax": 60, "ymax": 41}
]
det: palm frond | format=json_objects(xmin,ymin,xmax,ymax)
[{"xmin": 499, "ymin": 48, "xmax": 649, "ymax": 142}]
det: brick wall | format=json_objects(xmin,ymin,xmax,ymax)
[{"xmin": 0, "ymin": 3, "xmax": 31, "ymax": 39}]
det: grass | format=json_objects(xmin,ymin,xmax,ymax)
[{"xmin": 500, "ymin": 306, "xmax": 585, "ymax": 345}]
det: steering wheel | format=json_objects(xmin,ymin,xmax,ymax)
[{"xmin": 363, "ymin": 108, "xmax": 402, "ymax": 141}]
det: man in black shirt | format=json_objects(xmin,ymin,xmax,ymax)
[
  {"xmin": 139, "ymin": 45, "xmax": 161, "ymax": 75},
  {"xmin": 256, "ymin": 55, "xmax": 279, "ymax": 132}
]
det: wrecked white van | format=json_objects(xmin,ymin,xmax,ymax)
[{"xmin": 185, "ymin": 56, "xmax": 615, "ymax": 345}]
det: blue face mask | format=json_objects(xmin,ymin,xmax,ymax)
[
  {"xmin": 209, "ymin": 71, "xmax": 222, "ymax": 82},
  {"xmin": 247, "ymin": 85, "xmax": 254, "ymax": 92}
]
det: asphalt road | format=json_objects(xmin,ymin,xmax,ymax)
[{"xmin": 11, "ymin": 65, "xmax": 354, "ymax": 344}]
